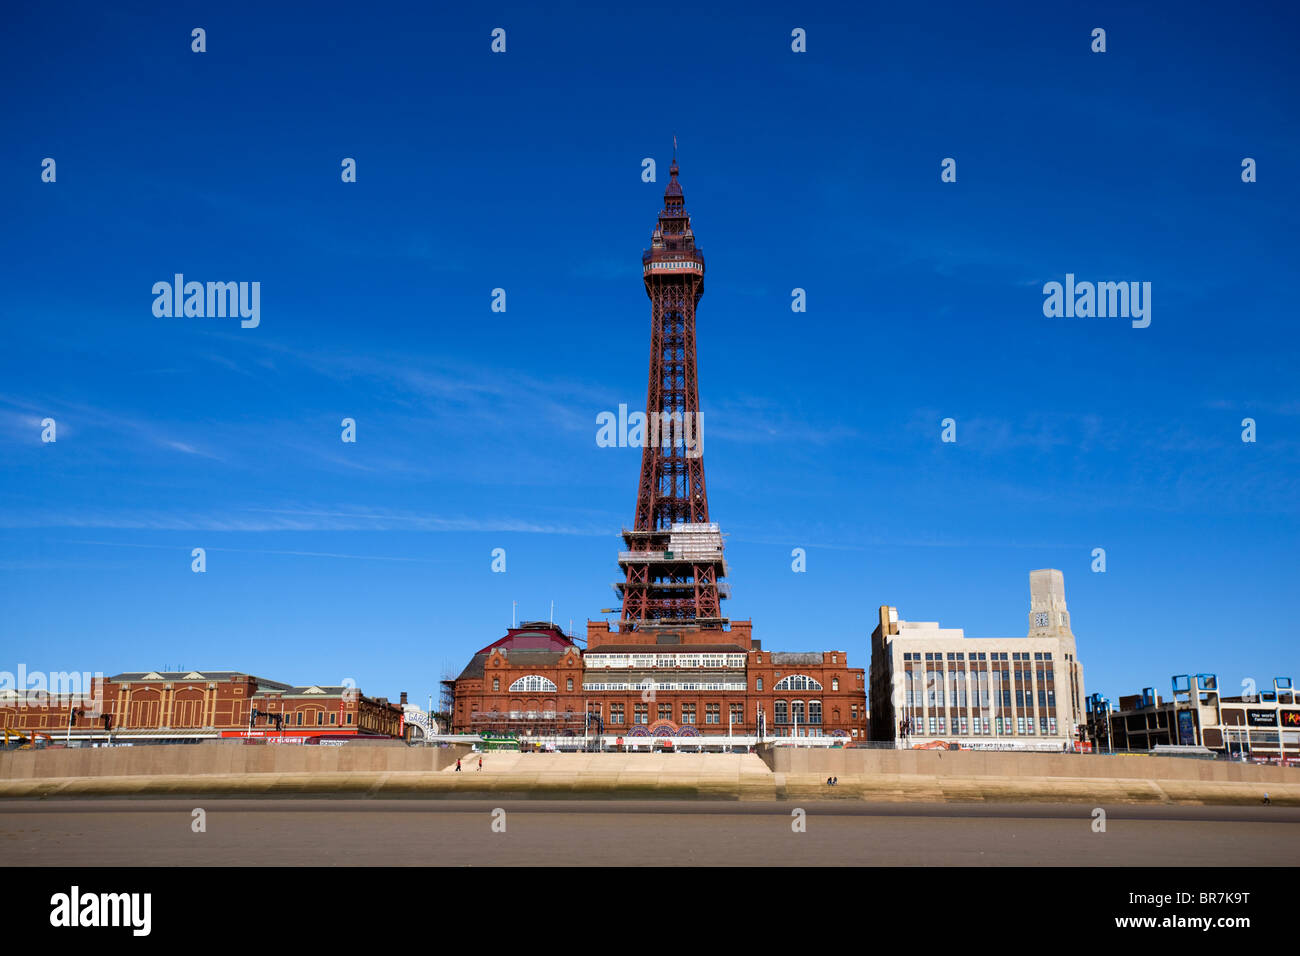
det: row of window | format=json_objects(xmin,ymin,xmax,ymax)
[
  {"xmin": 903, "ymin": 670, "xmax": 1056, "ymax": 706},
  {"xmin": 904, "ymin": 651, "xmax": 1054, "ymax": 662},
  {"xmin": 757, "ymin": 676, "xmax": 838, "ymax": 692},
  {"xmin": 255, "ymin": 711, "xmax": 353, "ymax": 727},
  {"xmin": 507, "ymin": 676, "xmax": 561, "ymax": 693},
  {"xmin": 585, "ymin": 654, "xmax": 747, "ymax": 669},
  {"xmin": 903, "ymin": 687, "xmax": 1057, "ymax": 707},
  {"xmin": 905, "ymin": 668, "xmax": 1057, "ymax": 686},
  {"xmin": 593, "ymin": 701, "xmax": 859, "ymax": 726},
  {"xmin": 583, "ymin": 682, "xmax": 745, "ymax": 691},
  {"xmin": 903, "ymin": 694, "xmax": 1057, "ymax": 713},
  {"xmin": 609, "ymin": 702, "xmax": 748, "ymax": 725},
  {"xmin": 8, "ymin": 709, "xmax": 358, "ymax": 729},
  {"xmin": 908, "ymin": 716, "xmax": 1059, "ymax": 736},
  {"xmin": 499, "ymin": 673, "xmax": 838, "ymax": 693},
  {"xmin": 771, "ymin": 700, "xmax": 822, "ymax": 725}
]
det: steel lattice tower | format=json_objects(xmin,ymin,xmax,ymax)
[{"xmin": 616, "ymin": 155, "xmax": 729, "ymax": 629}]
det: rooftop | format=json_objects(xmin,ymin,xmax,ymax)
[{"xmin": 456, "ymin": 649, "xmax": 573, "ymax": 683}]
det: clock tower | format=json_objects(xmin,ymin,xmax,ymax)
[
  {"xmin": 1028, "ymin": 568, "xmax": 1085, "ymax": 739},
  {"xmin": 1028, "ymin": 568, "xmax": 1072, "ymax": 638}
]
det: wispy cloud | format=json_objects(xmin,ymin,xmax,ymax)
[
  {"xmin": 0, "ymin": 393, "xmax": 225, "ymax": 460},
  {"xmin": 704, "ymin": 394, "xmax": 865, "ymax": 446},
  {"xmin": 1203, "ymin": 398, "xmax": 1300, "ymax": 417},
  {"xmin": 160, "ymin": 439, "xmax": 223, "ymax": 460},
  {"xmin": 0, "ymin": 505, "xmax": 613, "ymax": 535},
  {"xmin": 65, "ymin": 540, "xmax": 455, "ymax": 563}
]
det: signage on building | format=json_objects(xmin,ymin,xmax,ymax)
[
  {"xmin": 1279, "ymin": 710, "xmax": 1300, "ymax": 728},
  {"xmin": 1246, "ymin": 709, "xmax": 1277, "ymax": 727},
  {"xmin": 221, "ymin": 728, "xmax": 357, "ymax": 739},
  {"xmin": 1177, "ymin": 710, "xmax": 1196, "ymax": 746},
  {"xmin": 941, "ymin": 740, "xmax": 1064, "ymax": 753}
]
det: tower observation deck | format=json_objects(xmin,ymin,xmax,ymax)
[{"xmin": 616, "ymin": 155, "xmax": 729, "ymax": 629}]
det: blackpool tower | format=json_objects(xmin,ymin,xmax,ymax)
[{"xmin": 615, "ymin": 154, "xmax": 730, "ymax": 630}]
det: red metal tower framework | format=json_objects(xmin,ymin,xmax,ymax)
[{"xmin": 616, "ymin": 156, "xmax": 730, "ymax": 630}]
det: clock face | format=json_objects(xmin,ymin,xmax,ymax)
[{"xmin": 1034, "ymin": 612, "xmax": 1050, "ymax": 627}]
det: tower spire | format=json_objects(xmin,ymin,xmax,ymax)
[{"xmin": 662, "ymin": 152, "xmax": 685, "ymax": 222}]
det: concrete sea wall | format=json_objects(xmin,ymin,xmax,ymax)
[
  {"xmin": 2, "ymin": 745, "xmax": 1297, "ymax": 804},
  {"xmin": 757, "ymin": 745, "xmax": 1300, "ymax": 785},
  {"xmin": 0, "ymin": 741, "xmax": 468, "ymax": 779}
]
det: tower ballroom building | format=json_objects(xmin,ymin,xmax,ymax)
[{"xmin": 449, "ymin": 157, "xmax": 867, "ymax": 743}]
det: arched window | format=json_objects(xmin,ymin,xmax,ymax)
[
  {"xmin": 808, "ymin": 700, "xmax": 822, "ymax": 724},
  {"xmin": 832, "ymin": 678, "xmax": 839, "ymax": 691},
  {"xmin": 774, "ymin": 700, "xmax": 789, "ymax": 724},
  {"xmin": 791, "ymin": 700, "xmax": 806, "ymax": 724},
  {"xmin": 509, "ymin": 675, "xmax": 557, "ymax": 693},
  {"xmin": 774, "ymin": 674, "xmax": 822, "ymax": 692}
]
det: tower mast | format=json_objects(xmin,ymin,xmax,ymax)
[{"xmin": 616, "ymin": 152, "xmax": 729, "ymax": 630}]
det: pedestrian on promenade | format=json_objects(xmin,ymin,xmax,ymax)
[
  {"xmin": 455, "ymin": 758, "xmax": 462, "ymax": 772},
  {"xmin": 478, "ymin": 756, "xmax": 483, "ymax": 771}
]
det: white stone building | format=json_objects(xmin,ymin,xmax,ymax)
[{"xmin": 869, "ymin": 570, "xmax": 1087, "ymax": 750}]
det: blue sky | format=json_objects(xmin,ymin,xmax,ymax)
[{"xmin": 1, "ymin": 0, "xmax": 1297, "ymax": 709}]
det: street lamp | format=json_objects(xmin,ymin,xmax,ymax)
[{"xmin": 66, "ymin": 705, "xmax": 81, "ymax": 747}]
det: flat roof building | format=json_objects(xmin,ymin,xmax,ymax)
[
  {"xmin": 870, "ymin": 570, "xmax": 1087, "ymax": 750},
  {"xmin": 1093, "ymin": 675, "xmax": 1298, "ymax": 761},
  {"xmin": 0, "ymin": 670, "xmax": 404, "ymax": 744}
]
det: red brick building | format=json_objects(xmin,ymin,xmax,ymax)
[
  {"xmin": 449, "ymin": 161, "xmax": 870, "ymax": 742},
  {"xmin": 0, "ymin": 671, "xmax": 404, "ymax": 744},
  {"xmin": 450, "ymin": 620, "xmax": 866, "ymax": 741}
]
